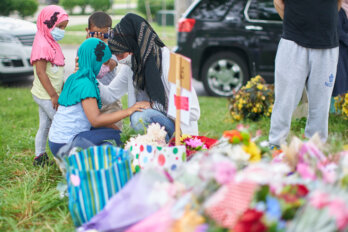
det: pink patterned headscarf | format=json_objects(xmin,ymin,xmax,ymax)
[{"xmin": 30, "ymin": 5, "xmax": 69, "ymax": 66}]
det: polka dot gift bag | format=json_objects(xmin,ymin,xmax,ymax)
[{"xmin": 129, "ymin": 144, "xmax": 187, "ymax": 175}]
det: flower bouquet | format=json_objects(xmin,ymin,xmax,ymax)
[
  {"xmin": 124, "ymin": 123, "xmax": 167, "ymax": 151},
  {"xmin": 212, "ymin": 129, "xmax": 262, "ymax": 164},
  {"xmin": 287, "ymin": 184, "xmax": 348, "ymax": 232},
  {"xmin": 228, "ymin": 75, "xmax": 274, "ymax": 121},
  {"xmin": 273, "ymin": 135, "xmax": 341, "ymax": 184},
  {"xmin": 231, "ymin": 183, "xmax": 309, "ymax": 232},
  {"xmin": 169, "ymin": 135, "xmax": 218, "ymax": 160}
]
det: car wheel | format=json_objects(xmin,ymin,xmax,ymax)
[{"xmin": 202, "ymin": 52, "xmax": 249, "ymax": 97}]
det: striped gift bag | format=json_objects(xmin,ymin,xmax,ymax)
[{"xmin": 65, "ymin": 145, "xmax": 133, "ymax": 227}]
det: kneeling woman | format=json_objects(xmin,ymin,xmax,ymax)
[
  {"xmin": 101, "ymin": 13, "xmax": 200, "ymax": 139},
  {"xmin": 48, "ymin": 38, "xmax": 149, "ymax": 156}
]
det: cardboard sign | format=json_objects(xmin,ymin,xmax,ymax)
[
  {"xmin": 168, "ymin": 53, "xmax": 192, "ymax": 91},
  {"xmin": 168, "ymin": 83, "xmax": 192, "ymax": 125}
]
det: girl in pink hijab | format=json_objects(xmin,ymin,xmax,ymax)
[{"xmin": 30, "ymin": 5, "xmax": 69, "ymax": 166}]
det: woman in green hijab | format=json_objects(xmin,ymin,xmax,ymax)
[{"xmin": 48, "ymin": 38, "xmax": 149, "ymax": 156}]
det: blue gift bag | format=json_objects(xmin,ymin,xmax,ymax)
[{"xmin": 65, "ymin": 145, "xmax": 133, "ymax": 226}]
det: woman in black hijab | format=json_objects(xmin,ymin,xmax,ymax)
[{"xmin": 108, "ymin": 13, "xmax": 174, "ymax": 138}]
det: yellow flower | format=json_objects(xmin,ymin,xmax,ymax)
[
  {"xmin": 242, "ymin": 142, "xmax": 261, "ymax": 162},
  {"xmin": 172, "ymin": 206, "xmax": 205, "ymax": 232},
  {"xmin": 257, "ymin": 84, "xmax": 263, "ymax": 90},
  {"xmin": 268, "ymin": 105, "xmax": 273, "ymax": 113},
  {"xmin": 181, "ymin": 134, "xmax": 192, "ymax": 142},
  {"xmin": 234, "ymin": 114, "xmax": 241, "ymax": 121}
]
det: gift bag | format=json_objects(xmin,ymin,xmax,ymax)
[
  {"xmin": 129, "ymin": 144, "xmax": 186, "ymax": 174},
  {"xmin": 65, "ymin": 145, "xmax": 133, "ymax": 227}
]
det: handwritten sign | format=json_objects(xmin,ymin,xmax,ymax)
[{"xmin": 167, "ymin": 53, "xmax": 193, "ymax": 145}]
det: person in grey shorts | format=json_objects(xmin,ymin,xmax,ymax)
[{"xmin": 269, "ymin": 0, "xmax": 342, "ymax": 148}]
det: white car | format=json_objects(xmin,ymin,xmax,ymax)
[{"xmin": 0, "ymin": 17, "xmax": 37, "ymax": 81}]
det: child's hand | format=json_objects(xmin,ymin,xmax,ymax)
[
  {"xmin": 51, "ymin": 94, "xmax": 59, "ymax": 110},
  {"xmin": 108, "ymin": 59, "xmax": 117, "ymax": 71},
  {"xmin": 86, "ymin": 30, "xmax": 107, "ymax": 42},
  {"xmin": 74, "ymin": 57, "xmax": 79, "ymax": 73}
]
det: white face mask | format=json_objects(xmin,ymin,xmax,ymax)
[
  {"xmin": 118, "ymin": 54, "xmax": 132, "ymax": 67},
  {"xmin": 51, "ymin": 27, "xmax": 65, "ymax": 41}
]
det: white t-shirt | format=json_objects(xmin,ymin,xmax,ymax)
[{"xmin": 99, "ymin": 47, "xmax": 200, "ymax": 135}]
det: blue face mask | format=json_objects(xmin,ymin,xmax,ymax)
[{"xmin": 51, "ymin": 27, "xmax": 65, "ymax": 41}]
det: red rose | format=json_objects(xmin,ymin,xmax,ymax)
[
  {"xmin": 240, "ymin": 209, "xmax": 264, "ymax": 223},
  {"xmin": 296, "ymin": 184, "xmax": 309, "ymax": 197},
  {"xmin": 233, "ymin": 209, "xmax": 267, "ymax": 232}
]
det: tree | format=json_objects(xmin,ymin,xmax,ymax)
[
  {"xmin": 0, "ymin": 0, "xmax": 38, "ymax": 18},
  {"xmin": 0, "ymin": 0, "xmax": 15, "ymax": 16},
  {"xmin": 15, "ymin": 0, "xmax": 39, "ymax": 18},
  {"xmin": 137, "ymin": 0, "xmax": 174, "ymax": 20},
  {"xmin": 59, "ymin": 0, "xmax": 90, "ymax": 15},
  {"xmin": 89, "ymin": 0, "xmax": 111, "ymax": 12}
]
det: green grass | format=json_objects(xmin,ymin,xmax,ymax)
[{"xmin": 0, "ymin": 87, "xmax": 347, "ymax": 231}]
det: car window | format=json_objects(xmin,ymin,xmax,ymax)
[
  {"xmin": 225, "ymin": 1, "xmax": 245, "ymax": 22},
  {"xmin": 189, "ymin": 0, "xmax": 233, "ymax": 21},
  {"xmin": 247, "ymin": 0, "xmax": 281, "ymax": 22}
]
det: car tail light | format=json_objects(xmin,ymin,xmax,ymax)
[{"xmin": 178, "ymin": 18, "xmax": 196, "ymax": 32}]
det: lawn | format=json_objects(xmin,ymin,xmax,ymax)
[{"xmin": 0, "ymin": 85, "xmax": 347, "ymax": 231}]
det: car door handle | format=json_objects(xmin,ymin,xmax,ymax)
[{"xmin": 245, "ymin": 25, "xmax": 263, "ymax": 31}]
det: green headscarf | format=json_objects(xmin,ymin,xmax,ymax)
[{"xmin": 58, "ymin": 38, "xmax": 112, "ymax": 108}]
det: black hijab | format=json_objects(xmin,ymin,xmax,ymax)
[{"xmin": 108, "ymin": 13, "xmax": 167, "ymax": 113}]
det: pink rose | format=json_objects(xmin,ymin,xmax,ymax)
[
  {"xmin": 328, "ymin": 199, "xmax": 348, "ymax": 231},
  {"xmin": 309, "ymin": 191, "xmax": 330, "ymax": 209},
  {"xmin": 297, "ymin": 163, "xmax": 316, "ymax": 181}
]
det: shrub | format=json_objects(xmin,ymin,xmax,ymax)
[
  {"xmin": 89, "ymin": 0, "xmax": 111, "ymax": 12},
  {"xmin": 0, "ymin": 0, "xmax": 15, "ymax": 16},
  {"xmin": 334, "ymin": 93, "xmax": 348, "ymax": 120},
  {"xmin": 59, "ymin": 0, "xmax": 89, "ymax": 15},
  {"xmin": 0, "ymin": 0, "xmax": 38, "ymax": 17},
  {"xmin": 228, "ymin": 75, "xmax": 274, "ymax": 121},
  {"xmin": 137, "ymin": 0, "xmax": 174, "ymax": 19},
  {"xmin": 15, "ymin": 0, "xmax": 39, "ymax": 18}
]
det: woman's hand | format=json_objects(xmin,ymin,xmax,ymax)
[{"xmin": 128, "ymin": 101, "xmax": 150, "ymax": 115}]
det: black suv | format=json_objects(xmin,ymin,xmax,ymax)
[{"xmin": 174, "ymin": 0, "xmax": 282, "ymax": 97}]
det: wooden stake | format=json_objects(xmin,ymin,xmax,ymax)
[{"xmin": 175, "ymin": 56, "xmax": 181, "ymax": 146}]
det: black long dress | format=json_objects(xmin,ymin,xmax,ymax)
[{"xmin": 334, "ymin": 9, "xmax": 348, "ymax": 96}]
